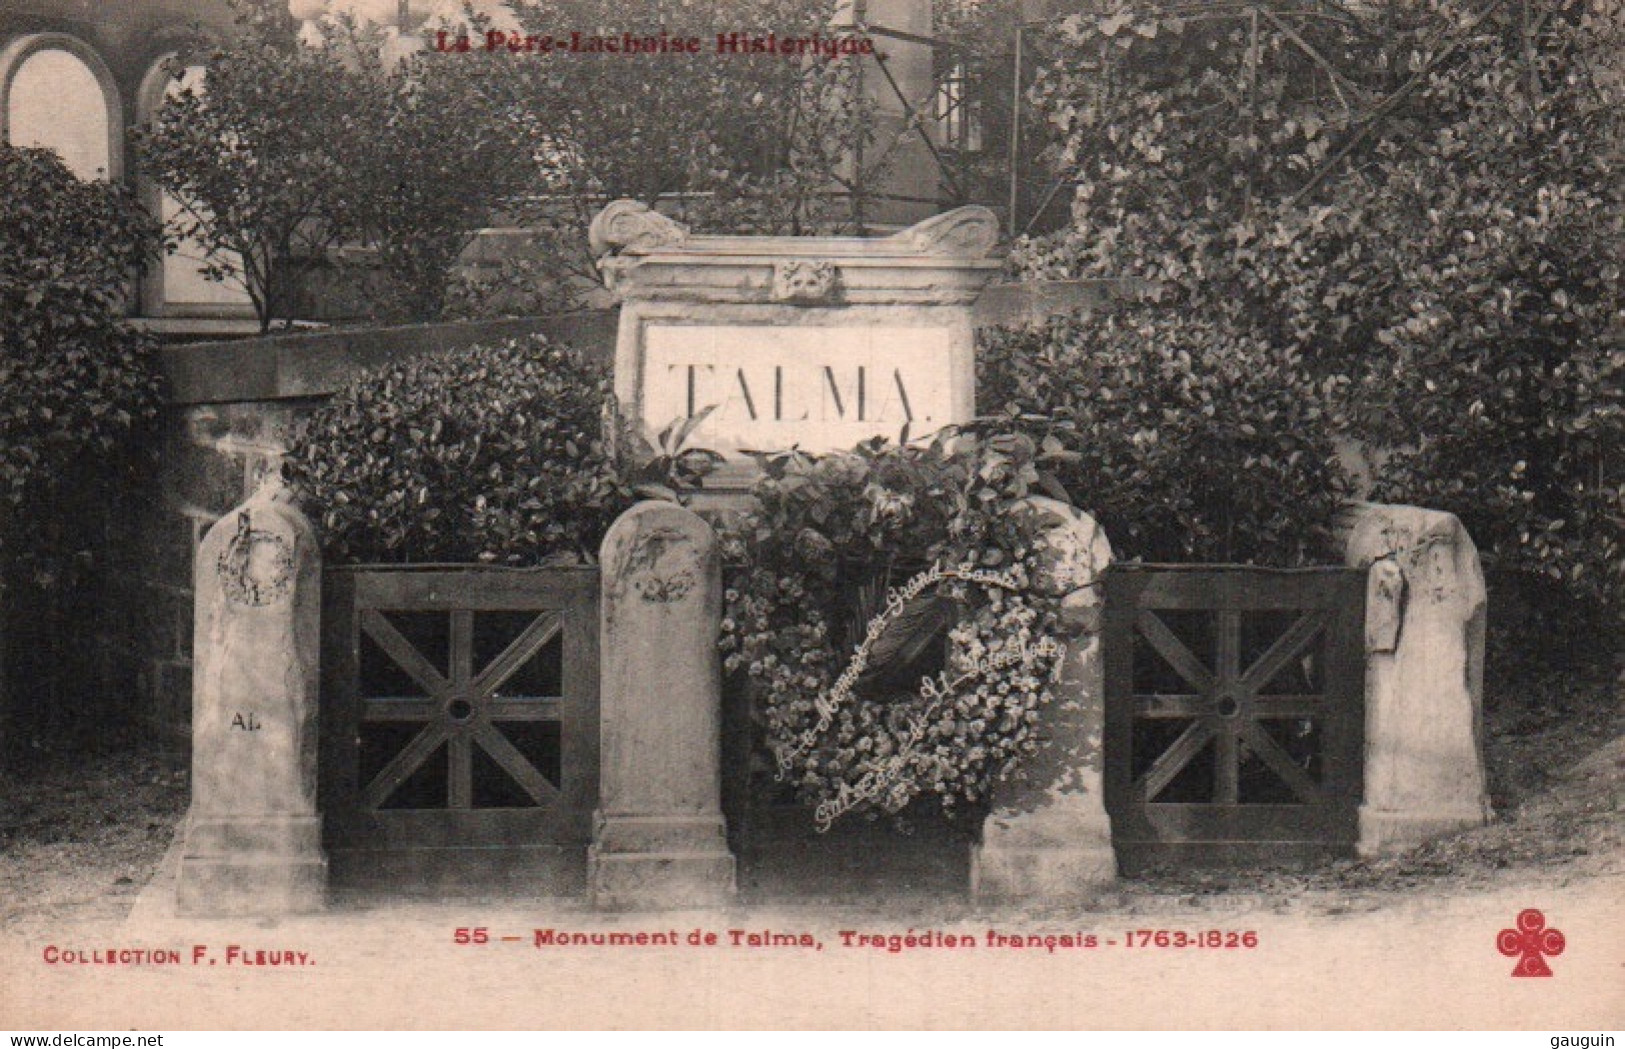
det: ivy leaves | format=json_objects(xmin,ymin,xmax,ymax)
[{"xmin": 1014, "ymin": 0, "xmax": 1622, "ymax": 619}]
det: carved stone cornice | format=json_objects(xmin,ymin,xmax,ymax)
[{"xmin": 589, "ymin": 200, "xmax": 1004, "ymax": 307}]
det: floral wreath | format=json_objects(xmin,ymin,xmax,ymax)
[{"xmin": 717, "ymin": 431, "xmax": 1073, "ymax": 829}]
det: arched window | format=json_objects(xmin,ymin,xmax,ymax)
[
  {"xmin": 135, "ymin": 57, "xmax": 254, "ymax": 318},
  {"xmin": 0, "ymin": 34, "xmax": 122, "ymax": 180}
]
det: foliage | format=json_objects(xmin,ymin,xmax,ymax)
[
  {"xmin": 483, "ymin": 0, "xmax": 882, "ymax": 288},
  {"xmin": 0, "ymin": 144, "xmax": 162, "ymax": 551},
  {"xmin": 284, "ymin": 335, "xmax": 633, "ymax": 565},
  {"xmin": 337, "ymin": 26, "xmax": 548, "ymax": 322},
  {"xmin": 134, "ymin": 0, "xmax": 366, "ymax": 332},
  {"xmin": 0, "ymin": 145, "xmax": 162, "ymax": 753},
  {"xmin": 1355, "ymin": 3, "xmax": 1625, "ymax": 620},
  {"xmin": 442, "ymin": 253, "xmax": 586, "ymax": 321},
  {"xmin": 1015, "ymin": 0, "xmax": 1623, "ymax": 616},
  {"xmin": 140, "ymin": 0, "xmax": 881, "ymax": 322},
  {"xmin": 931, "ymin": 0, "xmax": 1068, "ymax": 228},
  {"xmin": 619, "ymin": 411, "xmax": 727, "ymax": 506},
  {"xmin": 719, "ymin": 426, "xmax": 1076, "ymax": 824},
  {"xmin": 979, "ymin": 315, "xmax": 1351, "ymax": 565},
  {"xmin": 1019, "ymin": 0, "xmax": 1402, "ymax": 282}
]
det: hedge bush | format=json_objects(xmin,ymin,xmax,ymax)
[
  {"xmin": 284, "ymin": 336, "xmax": 631, "ymax": 565},
  {"xmin": 1355, "ymin": 5, "xmax": 1623, "ymax": 622},
  {"xmin": 1014, "ymin": 0, "xmax": 1623, "ymax": 619},
  {"xmin": 0, "ymin": 144, "xmax": 162, "ymax": 752},
  {"xmin": 0, "ymin": 144, "xmax": 161, "ymax": 556},
  {"xmin": 978, "ymin": 312, "xmax": 1352, "ymax": 566}
]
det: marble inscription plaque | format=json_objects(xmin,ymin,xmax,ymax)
[{"xmin": 641, "ymin": 324, "xmax": 955, "ymax": 454}]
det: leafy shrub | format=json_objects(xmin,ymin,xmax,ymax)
[
  {"xmin": 0, "ymin": 144, "xmax": 161, "ymax": 552},
  {"xmin": 1374, "ymin": 330, "xmax": 1622, "ymax": 622},
  {"xmin": 1355, "ymin": 6, "xmax": 1624, "ymax": 622},
  {"xmin": 0, "ymin": 144, "xmax": 162, "ymax": 752},
  {"xmin": 341, "ymin": 33, "xmax": 546, "ymax": 322},
  {"xmin": 979, "ymin": 313, "xmax": 1351, "ymax": 566},
  {"xmin": 1018, "ymin": 0, "xmax": 1402, "ymax": 291},
  {"xmin": 442, "ymin": 254, "xmax": 585, "ymax": 322},
  {"xmin": 1014, "ymin": 0, "xmax": 1623, "ymax": 618},
  {"xmin": 285, "ymin": 336, "xmax": 631, "ymax": 565}
]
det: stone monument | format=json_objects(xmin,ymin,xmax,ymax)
[
  {"xmin": 972, "ymin": 497, "xmax": 1118, "ymax": 899},
  {"xmin": 1342, "ymin": 502, "xmax": 1493, "ymax": 854},
  {"xmin": 175, "ymin": 474, "xmax": 327, "ymax": 915},
  {"xmin": 589, "ymin": 501, "xmax": 736, "ymax": 908},
  {"xmin": 589, "ymin": 199, "xmax": 1003, "ymax": 491}
]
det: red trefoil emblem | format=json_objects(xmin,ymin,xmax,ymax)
[{"xmin": 1497, "ymin": 908, "xmax": 1565, "ymax": 977}]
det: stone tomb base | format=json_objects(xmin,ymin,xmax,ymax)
[
  {"xmin": 973, "ymin": 807, "xmax": 1117, "ymax": 901},
  {"xmin": 588, "ymin": 814, "xmax": 736, "ymax": 910},
  {"xmin": 175, "ymin": 814, "xmax": 326, "ymax": 916},
  {"xmin": 1357, "ymin": 804, "xmax": 1494, "ymax": 856}
]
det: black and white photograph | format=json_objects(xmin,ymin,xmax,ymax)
[{"xmin": 0, "ymin": 0, "xmax": 1619, "ymax": 1031}]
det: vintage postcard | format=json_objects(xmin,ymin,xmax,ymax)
[{"xmin": 0, "ymin": 0, "xmax": 1620, "ymax": 1031}]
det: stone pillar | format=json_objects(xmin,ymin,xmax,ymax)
[
  {"xmin": 972, "ymin": 497, "xmax": 1116, "ymax": 900},
  {"xmin": 1342, "ymin": 502, "xmax": 1493, "ymax": 856},
  {"xmin": 175, "ymin": 474, "xmax": 326, "ymax": 915},
  {"xmin": 589, "ymin": 501, "xmax": 736, "ymax": 909}
]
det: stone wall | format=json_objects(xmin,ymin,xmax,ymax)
[{"xmin": 126, "ymin": 313, "xmax": 616, "ymax": 742}]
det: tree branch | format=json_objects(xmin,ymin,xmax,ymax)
[{"xmin": 1289, "ymin": 0, "xmax": 1513, "ymax": 206}]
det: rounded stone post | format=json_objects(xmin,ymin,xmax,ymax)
[
  {"xmin": 589, "ymin": 501, "xmax": 736, "ymax": 909},
  {"xmin": 176, "ymin": 474, "xmax": 326, "ymax": 915},
  {"xmin": 972, "ymin": 497, "xmax": 1117, "ymax": 901},
  {"xmin": 1342, "ymin": 502, "xmax": 1493, "ymax": 855}
]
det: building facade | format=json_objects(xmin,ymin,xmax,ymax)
[{"xmin": 1, "ymin": 0, "xmax": 260, "ymax": 325}]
